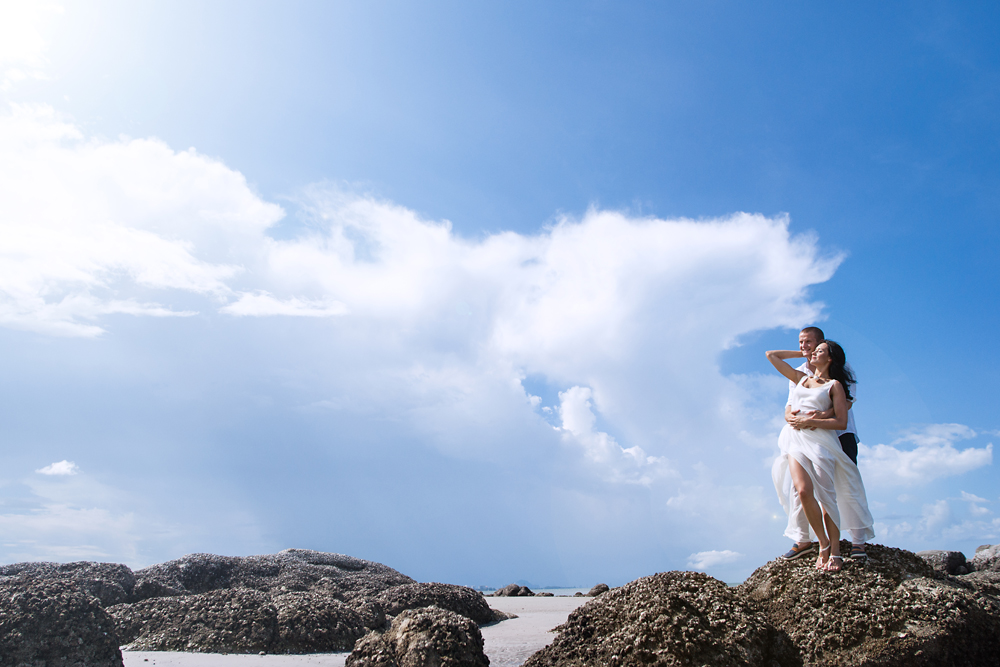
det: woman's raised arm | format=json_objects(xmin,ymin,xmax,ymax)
[{"xmin": 765, "ymin": 350, "xmax": 808, "ymax": 384}]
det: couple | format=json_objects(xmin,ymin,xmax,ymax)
[{"xmin": 766, "ymin": 327, "xmax": 875, "ymax": 572}]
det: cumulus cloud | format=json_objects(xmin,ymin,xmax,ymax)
[
  {"xmin": 557, "ymin": 385, "xmax": 674, "ymax": 484},
  {"xmin": 687, "ymin": 549, "xmax": 742, "ymax": 570},
  {"xmin": 0, "ymin": 104, "xmax": 850, "ymax": 572},
  {"xmin": 36, "ymin": 460, "xmax": 78, "ymax": 475},
  {"xmin": 0, "ymin": 103, "xmax": 283, "ymax": 336},
  {"xmin": 859, "ymin": 424, "xmax": 992, "ymax": 486}
]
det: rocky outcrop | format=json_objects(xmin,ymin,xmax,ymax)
[
  {"xmin": 7, "ymin": 543, "xmax": 1000, "ymax": 663},
  {"xmin": 374, "ymin": 582, "xmax": 508, "ymax": 625},
  {"xmin": 0, "ymin": 575, "xmax": 124, "ymax": 667},
  {"xmin": 346, "ymin": 606, "xmax": 489, "ymax": 667},
  {"xmin": 586, "ymin": 583, "xmax": 609, "ymax": 597},
  {"xmin": 0, "ymin": 549, "xmax": 420, "ymax": 656},
  {"xmin": 107, "ymin": 550, "xmax": 416, "ymax": 653},
  {"xmin": 528, "ymin": 544, "xmax": 1000, "ymax": 667},
  {"xmin": 111, "ymin": 588, "xmax": 371, "ymax": 652},
  {"xmin": 111, "ymin": 588, "xmax": 280, "ymax": 652},
  {"xmin": 738, "ymin": 542, "xmax": 1000, "ymax": 666},
  {"xmin": 0, "ymin": 560, "xmax": 136, "ymax": 607},
  {"xmin": 494, "ymin": 583, "xmax": 534, "ymax": 596},
  {"xmin": 130, "ymin": 549, "xmax": 413, "ymax": 603},
  {"xmin": 970, "ymin": 544, "xmax": 1000, "ymax": 572},
  {"xmin": 917, "ymin": 550, "xmax": 968, "ymax": 575},
  {"xmin": 524, "ymin": 571, "xmax": 795, "ymax": 667}
]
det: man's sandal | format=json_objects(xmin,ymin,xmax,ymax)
[
  {"xmin": 825, "ymin": 556, "xmax": 844, "ymax": 572},
  {"xmin": 850, "ymin": 544, "xmax": 868, "ymax": 562},
  {"xmin": 780, "ymin": 542, "xmax": 816, "ymax": 560}
]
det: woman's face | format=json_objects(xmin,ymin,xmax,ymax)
[{"xmin": 811, "ymin": 343, "xmax": 831, "ymax": 368}]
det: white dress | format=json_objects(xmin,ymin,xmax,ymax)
[{"xmin": 772, "ymin": 377, "xmax": 875, "ymax": 542}]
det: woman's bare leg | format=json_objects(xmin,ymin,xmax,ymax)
[
  {"xmin": 787, "ymin": 456, "xmax": 830, "ymax": 567},
  {"xmin": 823, "ymin": 511, "xmax": 842, "ymax": 571}
]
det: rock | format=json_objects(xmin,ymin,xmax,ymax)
[
  {"xmin": 110, "ymin": 588, "xmax": 279, "ymax": 652},
  {"xmin": 524, "ymin": 571, "xmax": 794, "ymax": 667},
  {"xmin": 131, "ymin": 549, "xmax": 413, "ymax": 603},
  {"xmin": 0, "ymin": 560, "xmax": 136, "ymax": 607},
  {"xmin": 572, "ymin": 591, "xmax": 584, "ymax": 597},
  {"xmin": 586, "ymin": 583, "xmax": 609, "ymax": 597},
  {"xmin": 494, "ymin": 583, "xmax": 534, "ymax": 597},
  {"xmin": 886, "ymin": 575, "xmax": 1000, "ymax": 665},
  {"xmin": 0, "ymin": 575, "xmax": 124, "ymax": 667},
  {"xmin": 273, "ymin": 592, "xmax": 372, "ymax": 652},
  {"xmin": 970, "ymin": 544, "xmax": 1000, "ymax": 572},
  {"xmin": 109, "ymin": 549, "xmax": 414, "ymax": 654},
  {"xmin": 916, "ymin": 550, "xmax": 967, "ymax": 575},
  {"xmin": 536, "ymin": 591, "xmax": 554, "ymax": 597},
  {"xmin": 960, "ymin": 569, "xmax": 1000, "ymax": 596},
  {"xmin": 110, "ymin": 586, "xmax": 375, "ymax": 653},
  {"xmin": 375, "ymin": 582, "xmax": 508, "ymax": 625},
  {"xmin": 739, "ymin": 542, "xmax": 1000, "ymax": 666},
  {"xmin": 347, "ymin": 606, "xmax": 489, "ymax": 667},
  {"xmin": 130, "ymin": 578, "xmax": 185, "ymax": 601},
  {"xmin": 976, "ymin": 544, "xmax": 992, "ymax": 554}
]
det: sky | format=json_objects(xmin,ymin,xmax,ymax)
[{"xmin": 0, "ymin": 0, "xmax": 998, "ymax": 586}]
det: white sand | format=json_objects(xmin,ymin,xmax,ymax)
[
  {"xmin": 481, "ymin": 596, "xmax": 588, "ymax": 667},
  {"xmin": 122, "ymin": 596, "xmax": 589, "ymax": 667}
]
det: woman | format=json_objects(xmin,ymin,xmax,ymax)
[{"xmin": 766, "ymin": 340, "xmax": 874, "ymax": 571}]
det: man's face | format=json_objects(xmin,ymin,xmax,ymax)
[{"xmin": 799, "ymin": 331, "xmax": 821, "ymax": 358}]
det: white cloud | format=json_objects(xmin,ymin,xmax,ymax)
[
  {"xmin": 0, "ymin": 504, "xmax": 136, "ymax": 562},
  {"xmin": 0, "ymin": 103, "xmax": 283, "ymax": 336},
  {"xmin": 920, "ymin": 499, "xmax": 952, "ymax": 532},
  {"xmin": 0, "ymin": 1, "xmax": 61, "ymax": 91},
  {"xmin": 556, "ymin": 385, "xmax": 674, "ymax": 484},
  {"xmin": 859, "ymin": 424, "xmax": 992, "ymax": 486},
  {"xmin": 960, "ymin": 490, "xmax": 991, "ymax": 517},
  {"xmin": 220, "ymin": 291, "xmax": 348, "ymax": 317},
  {"xmin": 898, "ymin": 423, "xmax": 977, "ymax": 447},
  {"xmin": 36, "ymin": 460, "xmax": 78, "ymax": 475},
  {"xmin": 687, "ymin": 549, "xmax": 742, "ymax": 570},
  {"xmin": 0, "ymin": 105, "xmax": 850, "ymax": 572}
]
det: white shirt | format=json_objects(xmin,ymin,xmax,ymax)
[{"xmin": 786, "ymin": 361, "xmax": 857, "ymax": 438}]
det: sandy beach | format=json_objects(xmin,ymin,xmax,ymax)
[{"xmin": 122, "ymin": 596, "xmax": 589, "ymax": 667}]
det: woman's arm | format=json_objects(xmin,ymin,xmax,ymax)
[
  {"xmin": 791, "ymin": 382, "xmax": 849, "ymax": 431},
  {"xmin": 766, "ymin": 350, "xmax": 808, "ymax": 384}
]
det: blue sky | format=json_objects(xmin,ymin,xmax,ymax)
[{"xmin": 0, "ymin": 0, "xmax": 998, "ymax": 585}]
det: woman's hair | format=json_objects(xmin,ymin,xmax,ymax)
[{"xmin": 821, "ymin": 339, "xmax": 855, "ymax": 401}]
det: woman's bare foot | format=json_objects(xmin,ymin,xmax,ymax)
[
  {"xmin": 826, "ymin": 555, "xmax": 844, "ymax": 572},
  {"xmin": 815, "ymin": 543, "xmax": 831, "ymax": 570}
]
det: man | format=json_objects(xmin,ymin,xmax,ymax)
[{"xmin": 778, "ymin": 326, "xmax": 869, "ymax": 562}]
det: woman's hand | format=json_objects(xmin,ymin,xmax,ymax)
[
  {"xmin": 786, "ymin": 409, "xmax": 819, "ymax": 430},
  {"xmin": 792, "ymin": 383, "xmax": 849, "ymax": 431}
]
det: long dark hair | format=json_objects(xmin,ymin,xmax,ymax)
[{"xmin": 821, "ymin": 339, "xmax": 855, "ymax": 401}]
